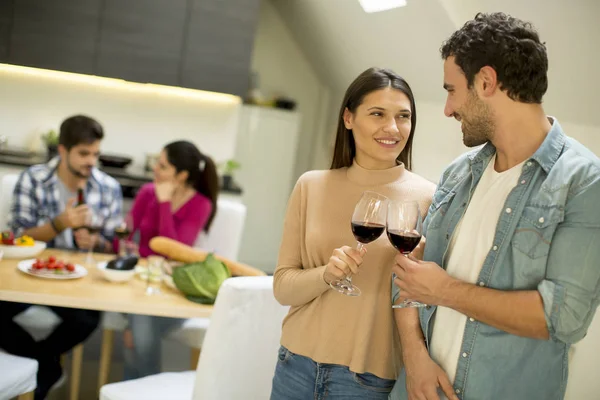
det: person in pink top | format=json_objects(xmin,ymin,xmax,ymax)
[
  {"xmin": 122, "ymin": 140, "xmax": 219, "ymax": 380},
  {"xmin": 129, "ymin": 140, "xmax": 218, "ymax": 257}
]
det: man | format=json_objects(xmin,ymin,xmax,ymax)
[
  {"xmin": 391, "ymin": 12, "xmax": 600, "ymax": 400},
  {"xmin": 0, "ymin": 115, "xmax": 122, "ymax": 399}
]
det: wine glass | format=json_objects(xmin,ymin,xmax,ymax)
[
  {"xmin": 145, "ymin": 255, "xmax": 165, "ymax": 296},
  {"xmin": 84, "ymin": 211, "xmax": 103, "ymax": 265},
  {"xmin": 330, "ymin": 191, "xmax": 388, "ymax": 297},
  {"xmin": 115, "ymin": 214, "xmax": 136, "ymax": 257},
  {"xmin": 387, "ymin": 200, "xmax": 426, "ymax": 308}
]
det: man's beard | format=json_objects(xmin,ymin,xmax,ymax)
[
  {"xmin": 66, "ymin": 156, "xmax": 92, "ymax": 179},
  {"xmin": 460, "ymin": 91, "xmax": 495, "ymax": 147}
]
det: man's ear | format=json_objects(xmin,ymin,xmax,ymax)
[{"xmin": 476, "ymin": 66, "xmax": 498, "ymax": 97}]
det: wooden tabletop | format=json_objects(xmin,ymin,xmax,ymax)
[{"xmin": 0, "ymin": 249, "xmax": 213, "ymax": 319}]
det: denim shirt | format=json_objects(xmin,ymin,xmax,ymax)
[{"xmin": 391, "ymin": 118, "xmax": 600, "ymax": 400}]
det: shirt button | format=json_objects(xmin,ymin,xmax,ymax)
[
  {"xmin": 492, "ymin": 245, "xmax": 498, "ymax": 251},
  {"xmin": 456, "ymin": 388, "xmax": 461, "ymax": 394},
  {"xmin": 539, "ymin": 217, "xmax": 545, "ymax": 223},
  {"xmin": 462, "ymin": 352, "xmax": 468, "ymax": 358},
  {"xmin": 527, "ymin": 161, "xmax": 532, "ymax": 166},
  {"xmin": 469, "ymin": 317, "xmax": 475, "ymax": 322},
  {"xmin": 505, "ymin": 208, "xmax": 512, "ymax": 214},
  {"xmin": 521, "ymin": 180, "xmax": 526, "ymax": 184},
  {"xmin": 479, "ymin": 281, "xmax": 485, "ymax": 287}
]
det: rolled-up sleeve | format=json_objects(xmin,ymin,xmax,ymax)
[{"xmin": 538, "ymin": 179, "xmax": 600, "ymax": 344}]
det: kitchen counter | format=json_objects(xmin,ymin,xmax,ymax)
[{"xmin": 0, "ymin": 153, "xmax": 242, "ymax": 197}]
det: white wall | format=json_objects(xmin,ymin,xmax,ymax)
[
  {"xmin": 0, "ymin": 67, "xmax": 241, "ymax": 169},
  {"xmin": 250, "ymin": 0, "xmax": 330, "ymax": 181}
]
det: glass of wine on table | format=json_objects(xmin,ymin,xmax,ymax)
[
  {"xmin": 330, "ymin": 191, "xmax": 388, "ymax": 297},
  {"xmin": 115, "ymin": 215, "xmax": 135, "ymax": 257},
  {"xmin": 387, "ymin": 200, "xmax": 425, "ymax": 308},
  {"xmin": 84, "ymin": 211, "xmax": 103, "ymax": 265}
]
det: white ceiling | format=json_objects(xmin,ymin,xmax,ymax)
[{"xmin": 272, "ymin": 0, "xmax": 600, "ymax": 126}]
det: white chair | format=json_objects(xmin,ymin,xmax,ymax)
[
  {"xmin": 193, "ymin": 197, "xmax": 247, "ymax": 260},
  {"xmin": 0, "ymin": 351, "xmax": 38, "ymax": 400},
  {"xmin": 99, "ymin": 276, "xmax": 289, "ymax": 400},
  {"xmin": 97, "ymin": 199, "xmax": 247, "ymax": 390},
  {"xmin": 169, "ymin": 198, "xmax": 247, "ymax": 366},
  {"xmin": 0, "ymin": 174, "xmax": 85, "ymax": 400},
  {"xmin": 0, "ymin": 173, "xmax": 19, "ymax": 230},
  {"xmin": 565, "ymin": 310, "xmax": 600, "ymax": 399}
]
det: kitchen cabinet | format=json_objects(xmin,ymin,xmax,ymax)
[
  {"xmin": 0, "ymin": 0, "xmax": 13, "ymax": 62},
  {"xmin": 8, "ymin": 0, "xmax": 102, "ymax": 75},
  {"xmin": 2, "ymin": 0, "xmax": 260, "ymax": 96},
  {"xmin": 181, "ymin": 0, "xmax": 261, "ymax": 97},
  {"xmin": 234, "ymin": 106, "xmax": 300, "ymax": 273},
  {"xmin": 95, "ymin": 0, "xmax": 188, "ymax": 86}
]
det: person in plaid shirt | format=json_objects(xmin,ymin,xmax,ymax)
[{"xmin": 0, "ymin": 115, "xmax": 123, "ymax": 399}]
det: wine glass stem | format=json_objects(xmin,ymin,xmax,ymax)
[{"xmin": 344, "ymin": 241, "xmax": 366, "ymax": 283}]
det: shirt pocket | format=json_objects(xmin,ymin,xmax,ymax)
[
  {"xmin": 425, "ymin": 188, "xmax": 455, "ymax": 230},
  {"xmin": 511, "ymin": 205, "xmax": 564, "ymax": 259}
]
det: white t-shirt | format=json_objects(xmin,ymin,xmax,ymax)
[{"xmin": 430, "ymin": 154, "xmax": 524, "ymax": 390}]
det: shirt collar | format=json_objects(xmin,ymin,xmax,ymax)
[{"xmin": 468, "ymin": 116, "xmax": 565, "ymax": 174}]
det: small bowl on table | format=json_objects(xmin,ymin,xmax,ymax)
[{"xmin": 97, "ymin": 256, "xmax": 138, "ymax": 283}]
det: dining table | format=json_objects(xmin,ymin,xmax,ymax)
[
  {"xmin": 0, "ymin": 249, "xmax": 213, "ymax": 318},
  {"xmin": 0, "ymin": 248, "xmax": 213, "ymax": 400}
]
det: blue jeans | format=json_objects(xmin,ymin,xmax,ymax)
[
  {"xmin": 271, "ymin": 346, "xmax": 395, "ymax": 400},
  {"xmin": 123, "ymin": 314, "xmax": 184, "ymax": 380}
]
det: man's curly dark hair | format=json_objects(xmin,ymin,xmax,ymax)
[{"xmin": 440, "ymin": 12, "xmax": 548, "ymax": 104}]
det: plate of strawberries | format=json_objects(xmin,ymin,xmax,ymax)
[{"xmin": 18, "ymin": 256, "xmax": 87, "ymax": 280}]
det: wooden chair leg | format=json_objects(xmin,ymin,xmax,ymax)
[
  {"xmin": 17, "ymin": 391, "xmax": 34, "ymax": 400},
  {"xmin": 190, "ymin": 347, "xmax": 201, "ymax": 370},
  {"xmin": 98, "ymin": 329, "xmax": 115, "ymax": 393},
  {"xmin": 69, "ymin": 343, "xmax": 84, "ymax": 400}
]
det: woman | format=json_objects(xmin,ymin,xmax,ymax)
[
  {"xmin": 122, "ymin": 140, "xmax": 219, "ymax": 380},
  {"xmin": 271, "ymin": 68, "xmax": 435, "ymax": 399},
  {"xmin": 127, "ymin": 140, "xmax": 218, "ymax": 257}
]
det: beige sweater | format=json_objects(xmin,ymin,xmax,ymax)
[{"xmin": 273, "ymin": 161, "xmax": 436, "ymax": 379}]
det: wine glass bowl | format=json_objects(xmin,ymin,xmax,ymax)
[
  {"xmin": 330, "ymin": 191, "xmax": 388, "ymax": 297},
  {"xmin": 386, "ymin": 200, "xmax": 426, "ymax": 308}
]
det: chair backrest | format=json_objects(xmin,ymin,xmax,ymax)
[
  {"xmin": 192, "ymin": 276, "xmax": 289, "ymax": 400},
  {"xmin": 194, "ymin": 198, "xmax": 246, "ymax": 260},
  {"xmin": 0, "ymin": 174, "xmax": 19, "ymax": 231},
  {"xmin": 565, "ymin": 310, "xmax": 600, "ymax": 399}
]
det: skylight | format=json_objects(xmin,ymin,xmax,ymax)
[{"xmin": 358, "ymin": 0, "xmax": 407, "ymax": 13}]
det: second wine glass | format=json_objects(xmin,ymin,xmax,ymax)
[
  {"xmin": 329, "ymin": 191, "xmax": 388, "ymax": 297},
  {"xmin": 84, "ymin": 211, "xmax": 103, "ymax": 265},
  {"xmin": 387, "ymin": 200, "xmax": 426, "ymax": 308}
]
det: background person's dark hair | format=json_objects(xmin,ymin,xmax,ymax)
[
  {"xmin": 59, "ymin": 115, "xmax": 104, "ymax": 150},
  {"xmin": 330, "ymin": 67, "xmax": 417, "ymax": 170},
  {"xmin": 440, "ymin": 12, "xmax": 548, "ymax": 104},
  {"xmin": 164, "ymin": 140, "xmax": 219, "ymax": 232}
]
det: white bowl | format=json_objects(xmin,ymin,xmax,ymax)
[
  {"xmin": 97, "ymin": 261, "xmax": 136, "ymax": 283},
  {"xmin": 0, "ymin": 241, "xmax": 47, "ymax": 259}
]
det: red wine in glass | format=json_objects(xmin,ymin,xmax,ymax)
[
  {"xmin": 386, "ymin": 200, "xmax": 426, "ymax": 308},
  {"xmin": 114, "ymin": 226, "xmax": 131, "ymax": 240},
  {"xmin": 351, "ymin": 222, "xmax": 385, "ymax": 244},
  {"xmin": 330, "ymin": 191, "xmax": 389, "ymax": 297},
  {"xmin": 387, "ymin": 230, "xmax": 421, "ymax": 254}
]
